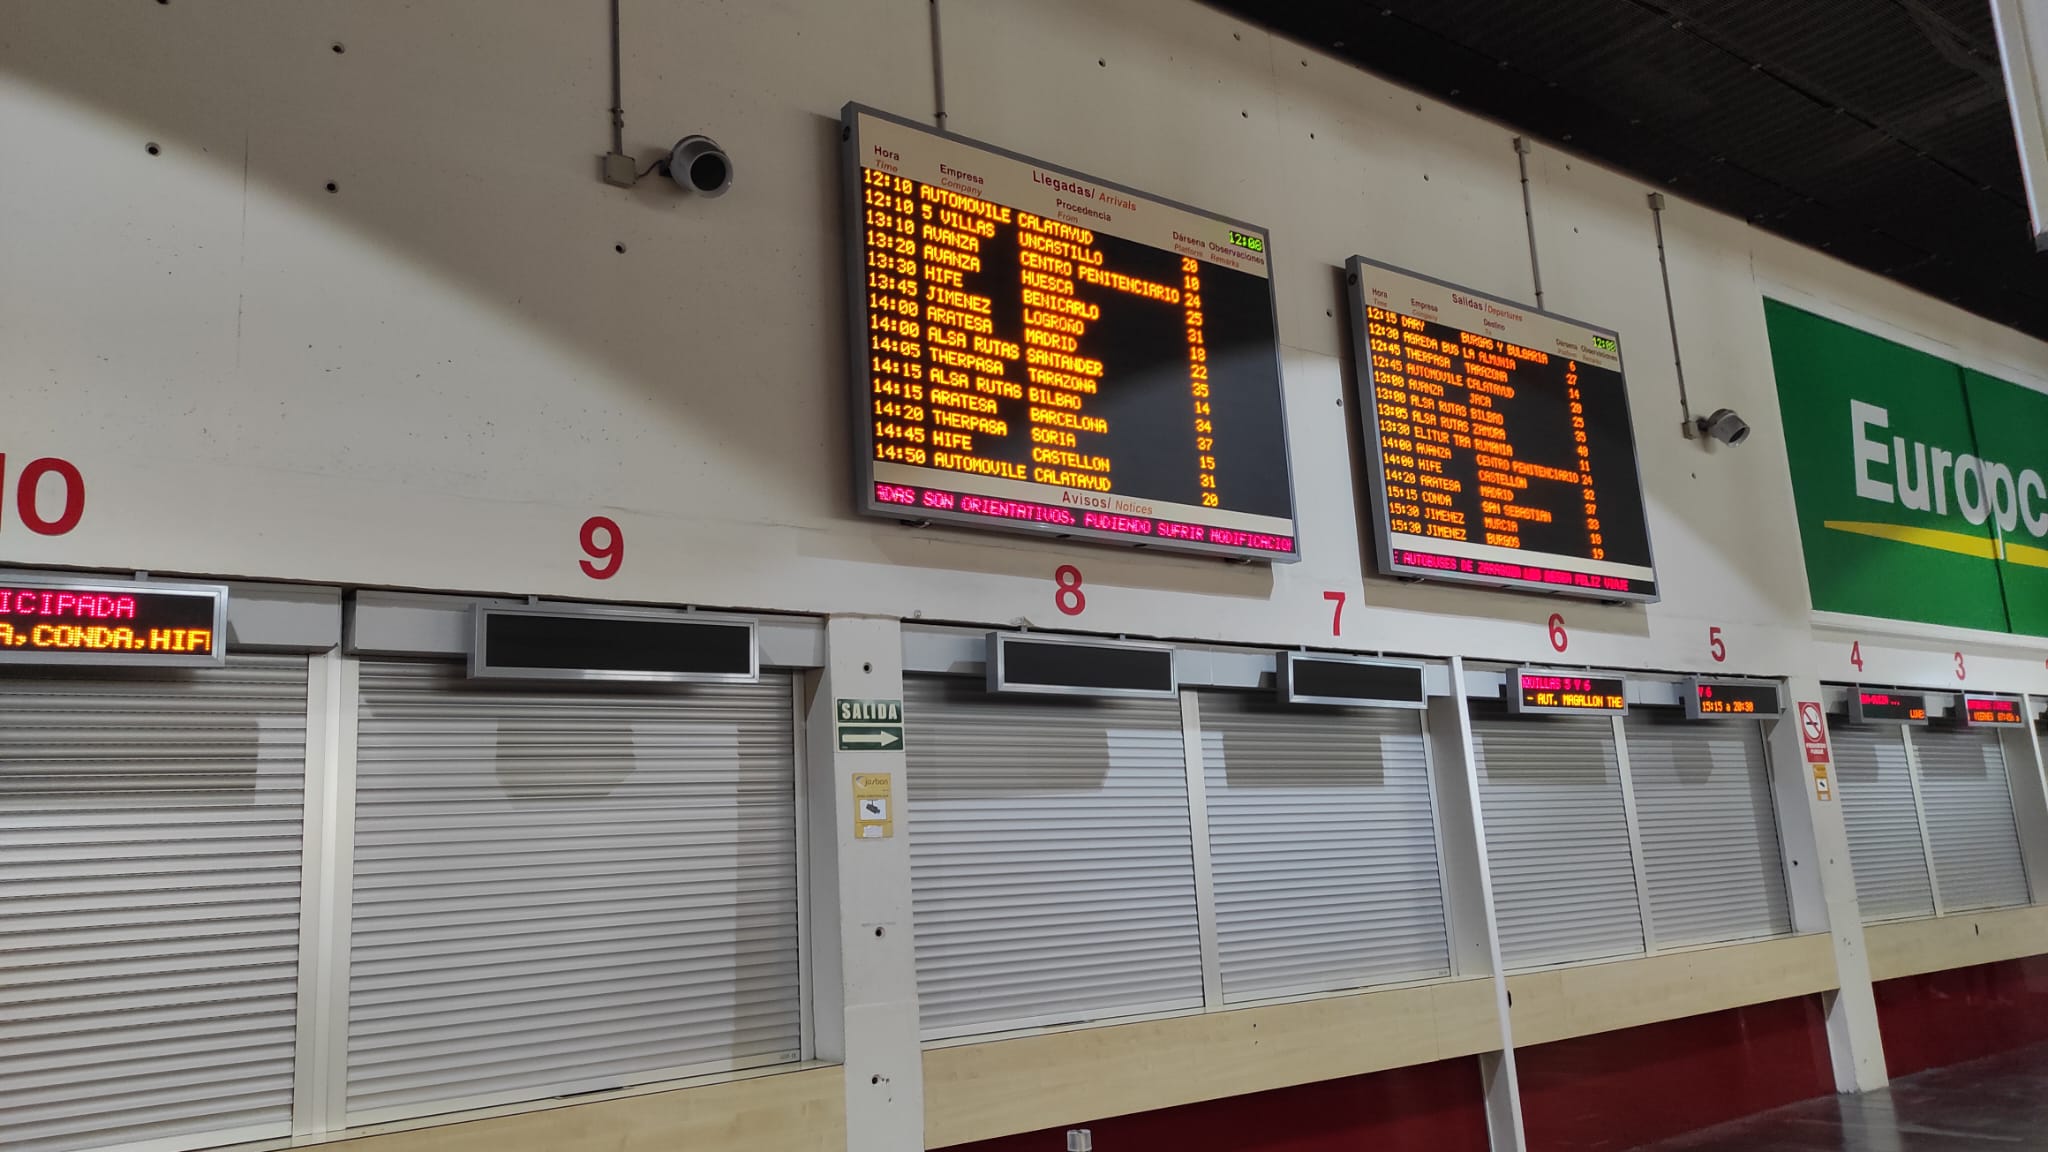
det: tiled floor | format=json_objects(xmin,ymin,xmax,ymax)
[{"xmin": 1641, "ymin": 1041, "xmax": 2048, "ymax": 1150}]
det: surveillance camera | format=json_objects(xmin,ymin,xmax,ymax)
[
  {"xmin": 666, "ymin": 135, "xmax": 733, "ymax": 197},
  {"xmin": 1696, "ymin": 407, "xmax": 1750, "ymax": 445}
]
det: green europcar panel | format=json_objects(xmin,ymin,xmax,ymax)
[
  {"xmin": 1762, "ymin": 300, "xmax": 2008, "ymax": 633},
  {"xmin": 1961, "ymin": 368, "xmax": 2048, "ymax": 636}
]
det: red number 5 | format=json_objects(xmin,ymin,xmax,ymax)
[
  {"xmin": 579, "ymin": 516, "xmax": 623, "ymax": 579},
  {"xmin": 1709, "ymin": 626, "xmax": 1726, "ymax": 663}
]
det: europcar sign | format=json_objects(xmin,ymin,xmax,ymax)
[{"xmin": 1765, "ymin": 300, "xmax": 2048, "ymax": 635}]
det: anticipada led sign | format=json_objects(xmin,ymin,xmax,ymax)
[{"xmin": 1851, "ymin": 400, "xmax": 2048, "ymax": 536}]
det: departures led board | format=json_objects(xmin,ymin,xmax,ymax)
[
  {"xmin": 0, "ymin": 578, "xmax": 226, "ymax": 667},
  {"xmin": 1347, "ymin": 257, "xmax": 1658, "ymax": 600},
  {"xmin": 843, "ymin": 104, "xmax": 1298, "ymax": 562}
]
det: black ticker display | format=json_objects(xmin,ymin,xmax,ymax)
[
  {"xmin": 1347, "ymin": 257, "xmax": 1658, "ymax": 600},
  {"xmin": 1508, "ymin": 667, "xmax": 1629, "ymax": 715},
  {"xmin": 1957, "ymin": 695, "xmax": 2026, "ymax": 728},
  {"xmin": 843, "ymin": 104, "xmax": 1298, "ymax": 562},
  {"xmin": 1684, "ymin": 678, "xmax": 1785, "ymax": 720},
  {"xmin": 1847, "ymin": 689, "xmax": 1929, "ymax": 725},
  {"xmin": 0, "ymin": 579, "xmax": 225, "ymax": 667}
]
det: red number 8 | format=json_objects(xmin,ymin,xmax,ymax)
[{"xmin": 1054, "ymin": 565, "xmax": 1086, "ymax": 616}]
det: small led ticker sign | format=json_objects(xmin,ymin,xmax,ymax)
[
  {"xmin": 1683, "ymin": 678, "xmax": 1785, "ymax": 720},
  {"xmin": 844, "ymin": 104, "xmax": 1298, "ymax": 562},
  {"xmin": 1846, "ymin": 689, "xmax": 1929, "ymax": 725},
  {"xmin": 1347, "ymin": 257, "xmax": 1658, "ymax": 601},
  {"xmin": 1507, "ymin": 667, "xmax": 1628, "ymax": 716},
  {"xmin": 1957, "ymin": 694, "xmax": 2026, "ymax": 728},
  {"xmin": 0, "ymin": 579, "xmax": 226, "ymax": 667}
]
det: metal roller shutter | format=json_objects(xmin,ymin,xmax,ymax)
[
  {"xmin": 1197, "ymin": 692, "xmax": 1448, "ymax": 1002},
  {"xmin": 348, "ymin": 662, "xmax": 801, "ymax": 1124},
  {"xmin": 1471, "ymin": 711, "xmax": 1643, "ymax": 969},
  {"xmin": 904, "ymin": 677, "xmax": 1202, "ymax": 1039},
  {"xmin": 1623, "ymin": 714, "xmax": 1792, "ymax": 947},
  {"xmin": 0, "ymin": 656, "xmax": 309, "ymax": 1152},
  {"xmin": 1833, "ymin": 726, "xmax": 1935, "ymax": 922},
  {"xmin": 1912, "ymin": 728, "xmax": 2030, "ymax": 912}
]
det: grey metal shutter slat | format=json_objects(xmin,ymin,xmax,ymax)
[
  {"xmin": 1834, "ymin": 726, "xmax": 1935, "ymax": 922},
  {"xmin": 0, "ymin": 656, "xmax": 309, "ymax": 1152},
  {"xmin": 347, "ymin": 662, "xmax": 800, "ymax": 1124},
  {"xmin": 1198, "ymin": 693, "xmax": 1449, "ymax": 1002},
  {"xmin": 1624, "ymin": 715, "xmax": 1792, "ymax": 947},
  {"xmin": 1913, "ymin": 728, "xmax": 2030, "ymax": 912},
  {"xmin": 904, "ymin": 677, "xmax": 1202, "ymax": 1039},
  {"xmin": 1471, "ymin": 712, "xmax": 1643, "ymax": 968}
]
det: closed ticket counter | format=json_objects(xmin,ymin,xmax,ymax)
[
  {"xmin": 0, "ymin": 656, "xmax": 312, "ymax": 1152},
  {"xmin": 1471, "ymin": 708, "xmax": 1644, "ymax": 968},
  {"xmin": 903, "ymin": 676, "xmax": 1203, "ymax": 1040},
  {"xmin": 345, "ymin": 661, "xmax": 803, "ymax": 1125},
  {"xmin": 1195, "ymin": 690, "xmax": 1450, "ymax": 1002},
  {"xmin": 1837, "ymin": 718, "xmax": 2029, "ymax": 921}
]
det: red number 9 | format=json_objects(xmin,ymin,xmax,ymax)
[{"xmin": 579, "ymin": 516, "xmax": 623, "ymax": 580}]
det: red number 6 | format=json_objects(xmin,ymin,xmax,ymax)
[
  {"xmin": 1547, "ymin": 613, "xmax": 1568, "ymax": 653},
  {"xmin": 579, "ymin": 516, "xmax": 623, "ymax": 579}
]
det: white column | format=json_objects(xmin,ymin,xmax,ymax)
[
  {"xmin": 1999, "ymin": 697, "xmax": 2048, "ymax": 900},
  {"xmin": 804, "ymin": 616, "xmax": 925, "ymax": 1151},
  {"xmin": 1427, "ymin": 658, "xmax": 1524, "ymax": 1152},
  {"xmin": 1768, "ymin": 676, "xmax": 1887, "ymax": 1092}
]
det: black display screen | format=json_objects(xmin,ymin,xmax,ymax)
[
  {"xmin": 477, "ymin": 611, "xmax": 755, "ymax": 680},
  {"xmin": 0, "ymin": 581, "xmax": 223, "ymax": 665},
  {"xmin": 845, "ymin": 104, "xmax": 1297, "ymax": 561},
  {"xmin": 1284, "ymin": 655, "xmax": 1427, "ymax": 707},
  {"xmin": 1348, "ymin": 257, "xmax": 1658, "ymax": 600},
  {"xmin": 993, "ymin": 637, "xmax": 1176, "ymax": 695}
]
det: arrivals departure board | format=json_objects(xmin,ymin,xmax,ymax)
[
  {"xmin": 1347, "ymin": 258, "xmax": 1658, "ymax": 600},
  {"xmin": 843, "ymin": 104, "xmax": 1297, "ymax": 561}
]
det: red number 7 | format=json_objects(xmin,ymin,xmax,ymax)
[{"xmin": 1324, "ymin": 590, "xmax": 1346, "ymax": 636}]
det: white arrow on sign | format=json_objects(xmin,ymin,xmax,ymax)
[{"xmin": 843, "ymin": 730, "xmax": 902, "ymax": 748}]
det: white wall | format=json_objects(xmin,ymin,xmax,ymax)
[{"xmin": 5, "ymin": 0, "xmax": 2048, "ymax": 689}]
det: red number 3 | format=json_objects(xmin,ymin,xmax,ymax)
[{"xmin": 579, "ymin": 516, "xmax": 623, "ymax": 579}]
